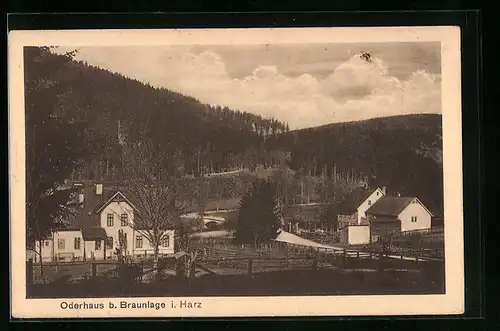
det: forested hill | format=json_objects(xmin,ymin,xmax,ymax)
[
  {"xmin": 270, "ymin": 114, "xmax": 444, "ymax": 214},
  {"xmin": 46, "ymin": 52, "xmax": 289, "ymax": 179},
  {"xmin": 27, "ymin": 48, "xmax": 443, "ymax": 215}
]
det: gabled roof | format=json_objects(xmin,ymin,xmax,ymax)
[
  {"xmin": 64, "ymin": 182, "xmax": 187, "ymax": 230},
  {"xmin": 365, "ymin": 196, "xmax": 432, "ymax": 218},
  {"xmin": 337, "ymin": 187, "xmax": 382, "ymax": 214},
  {"xmin": 66, "ymin": 184, "xmax": 134, "ymax": 229},
  {"xmin": 94, "ymin": 190, "xmax": 138, "ymax": 214}
]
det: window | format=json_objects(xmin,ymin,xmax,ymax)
[
  {"xmin": 136, "ymin": 235, "xmax": 143, "ymax": 248},
  {"xmin": 120, "ymin": 213, "xmax": 128, "ymax": 226},
  {"xmin": 95, "ymin": 240, "xmax": 102, "ymax": 250},
  {"xmin": 45, "ymin": 241, "xmax": 50, "ymax": 247},
  {"xmin": 367, "ymin": 200, "xmax": 372, "ymax": 206},
  {"xmin": 74, "ymin": 238, "xmax": 81, "ymax": 250},
  {"xmin": 411, "ymin": 216, "xmax": 418, "ymax": 223},
  {"xmin": 376, "ymin": 191, "xmax": 379, "ymax": 196},
  {"xmin": 161, "ymin": 235, "xmax": 170, "ymax": 248},
  {"xmin": 107, "ymin": 214, "xmax": 114, "ymax": 226},
  {"xmin": 106, "ymin": 237, "xmax": 114, "ymax": 249},
  {"xmin": 58, "ymin": 239, "xmax": 65, "ymax": 250}
]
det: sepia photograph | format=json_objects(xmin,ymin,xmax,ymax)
[{"xmin": 9, "ymin": 27, "xmax": 464, "ymax": 318}]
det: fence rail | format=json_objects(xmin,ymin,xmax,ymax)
[
  {"xmin": 196, "ymin": 249, "xmax": 443, "ymax": 277},
  {"xmin": 27, "ymin": 259, "xmax": 147, "ymax": 286},
  {"xmin": 194, "ymin": 238, "xmax": 442, "ymax": 263}
]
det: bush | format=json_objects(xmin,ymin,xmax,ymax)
[{"xmin": 407, "ymin": 233, "xmax": 423, "ymax": 248}]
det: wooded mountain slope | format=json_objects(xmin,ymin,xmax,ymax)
[
  {"xmin": 274, "ymin": 114, "xmax": 443, "ymax": 214},
  {"xmin": 26, "ymin": 48, "xmax": 443, "ymax": 214}
]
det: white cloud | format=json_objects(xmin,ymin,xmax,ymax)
[{"xmin": 54, "ymin": 47, "xmax": 441, "ymax": 129}]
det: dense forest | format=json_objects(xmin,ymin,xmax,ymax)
[
  {"xmin": 274, "ymin": 114, "xmax": 444, "ymax": 214},
  {"xmin": 25, "ymin": 47, "xmax": 444, "ymax": 216},
  {"xmin": 46, "ymin": 53, "xmax": 289, "ymax": 180}
]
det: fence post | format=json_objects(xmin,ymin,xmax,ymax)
[
  {"xmin": 356, "ymin": 251, "xmax": 360, "ymax": 258},
  {"xmin": 342, "ymin": 248, "xmax": 347, "ymax": 266},
  {"xmin": 248, "ymin": 258, "xmax": 253, "ymax": 278},
  {"xmin": 378, "ymin": 253, "xmax": 385, "ymax": 271},
  {"xmin": 189, "ymin": 261, "xmax": 196, "ymax": 282},
  {"xmin": 27, "ymin": 259, "xmax": 33, "ymax": 294},
  {"xmin": 92, "ymin": 262, "xmax": 97, "ymax": 278},
  {"xmin": 313, "ymin": 251, "xmax": 319, "ymax": 271}
]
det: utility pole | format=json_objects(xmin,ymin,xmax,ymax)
[{"xmin": 301, "ymin": 179, "xmax": 304, "ymax": 205}]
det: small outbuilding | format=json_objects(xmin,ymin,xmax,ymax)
[{"xmin": 365, "ymin": 196, "xmax": 433, "ymax": 243}]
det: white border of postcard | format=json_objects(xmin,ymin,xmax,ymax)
[{"xmin": 9, "ymin": 26, "xmax": 464, "ymax": 318}]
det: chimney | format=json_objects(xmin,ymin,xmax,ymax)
[
  {"xmin": 381, "ymin": 186, "xmax": 386, "ymax": 195},
  {"xmin": 96, "ymin": 184, "xmax": 103, "ymax": 195}
]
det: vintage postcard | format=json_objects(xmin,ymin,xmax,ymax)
[{"xmin": 9, "ymin": 26, "xmax": 463, "ymax": 318}]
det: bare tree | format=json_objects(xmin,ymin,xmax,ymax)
[
  {"xmin": 193, "ymin": 176, "xmax": 209, "ymax": 230},
  {"xmin": 174, "ymin": 223, "xmax": 201, "ymax": 281},
  {"xmin": 171, "ymin": 174, "xmax": 210, "ymax": 280},
  {"xmin": 129, "ymin": 183, "xmax": 188, "ymax": 274},
  {"xmin": 122, "ymin": 141, "xmax": 189, "ymax": 277},
  {"xmin": 116, "ymin": 229, "xmax": 128, "ymax": 262}
]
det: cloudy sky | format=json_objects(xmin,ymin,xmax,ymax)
[{"xmin": 54, "ymin": 42, "xmax": 441, "ymax": 129}]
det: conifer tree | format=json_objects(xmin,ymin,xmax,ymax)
[{"xmin": 235, "ymin": 179, "xmax": 282, "ymax": 247}]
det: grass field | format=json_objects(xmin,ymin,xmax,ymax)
[
  {"xmin": 33, "ymin": 262, "xmax": 118, "ymax": 283},
  {"xmin": 28, "ymin": 266, "xmax": 444, "ymax": 298}
]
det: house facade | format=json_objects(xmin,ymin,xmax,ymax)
[
  {"xmin": 365, "ymin": 196, "xmax": 432, "ymax": 243},
  {"xmin": 32, "ymin": 184, "xmax": 176, "ymax": 263},
  {"xmin": 335, "ymin": 187, "xmax": 386, "ymax": 245},
  {"xmin": 337, "ymin": 187, "xmax": 386, "ymax": 227}
]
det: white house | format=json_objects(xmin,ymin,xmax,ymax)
[
  {"xmin": 337, "ymin": 187, "xmax": 386, "ymax": 226},
  {"xmin": 336, "ymin": 187, "xmax": 386, "ymax": 245},
  {"xmin": 365, "ymin": 196, "xmax": 433, "ymax": 243},
  {"xmin": 32, "ymin": 184, "xmax": 175, "ymax": 263}
]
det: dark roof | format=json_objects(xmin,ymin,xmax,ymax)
[
  {"xmin": 365, "ymin": 197, "xmax": 415, "ymax": 217},
  {"xmin": 65, "ymin": 182, "xmax": 181, "ymax": 229},
  {"xmin": 66, "ymin": 184, "xmax": 132, "ymax": 229},
  {"xmin": 57, "ymin": 227, "xmax": 82, "ymax": 232},
  {"xmin": 81, "ymin": 227, "xmax": 108, "ymax": 241},
  {"xmin": 337, "ymin": 187, "xmax": 378, "ymax": 214},
  {"xmin": 93, "ymin": 190, "xmax": 139, "ymax": 214}
]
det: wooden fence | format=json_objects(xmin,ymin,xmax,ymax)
[
  {"xmin": 27, "ymin": 259, "xmax": 146, "ymax": 288},
  {"xmin": 195, "ymin": 247, "xmax": 443, "ymax": 277},
  {"xmin": 194, "ymin": 236, "xmax": 442, "ymax": 263}
]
